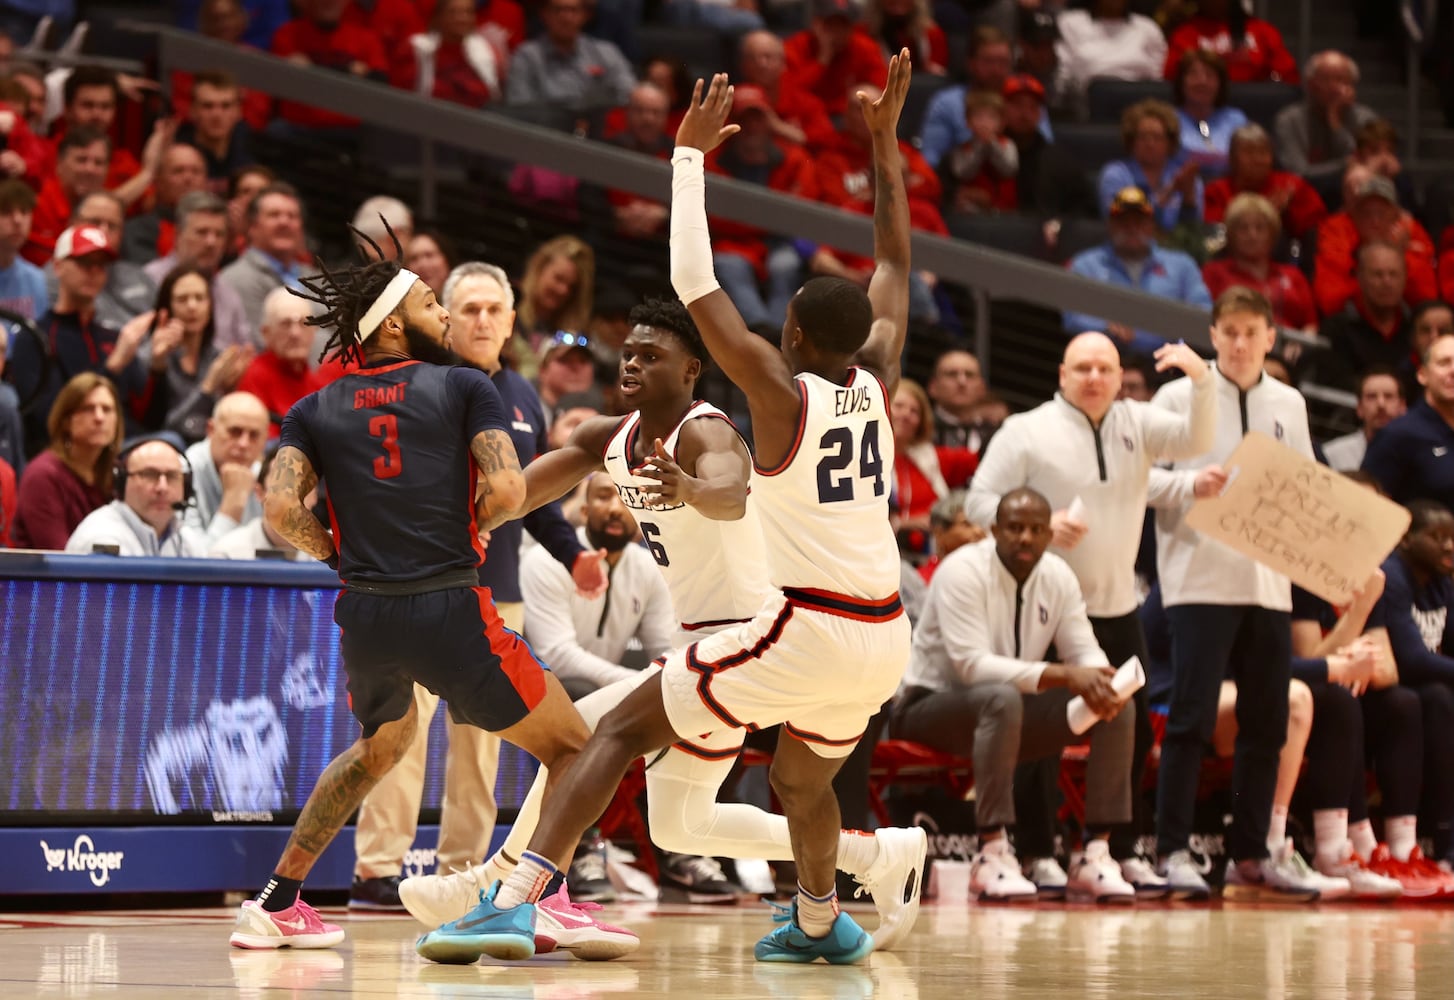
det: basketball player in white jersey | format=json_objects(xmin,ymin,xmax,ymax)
[
  {"xmin": 401, "ymin": 296, "xmax": 925, "ymax": 952},
  {"xmin": 416, "ymin": 53, "xmax": 916, "ymax": 966}
]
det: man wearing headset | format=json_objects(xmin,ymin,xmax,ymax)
[{"xmin": 64, "ymin": 436, "xmax": 208, "ymax": 556}]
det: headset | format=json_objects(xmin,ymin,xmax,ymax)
[{"xmin": 114, "ymin": 435, "xmax": 195, "ymax": 511}]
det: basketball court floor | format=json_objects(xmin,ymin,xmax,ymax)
[{"xmin": 2, "ymin": 898, "xmax": 1451, "ymax": 998}]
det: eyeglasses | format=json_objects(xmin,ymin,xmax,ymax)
[
  {"xmin": 127, "ymin": 468, "xmax": 186, "ymax": 486},
  {"xmin": 552, "ymin": 330, "xmax": 590, "ymax": 348}
]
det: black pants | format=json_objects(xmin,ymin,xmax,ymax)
[
  {"xmin": 1414, "ymin": 682, "xmax": 1454, "ymax": 860},
  {"xmin": 1012, "ymin": 610, "xmax": 1151, "ymax": 858},
  {"xmin": 1157, "ymin": 605, "xmax": 1290, "ymax": 862}
]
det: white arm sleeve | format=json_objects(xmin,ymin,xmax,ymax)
[{"xmin": 669, "ymin": 147, "xmax": 721, "ymax": 305}]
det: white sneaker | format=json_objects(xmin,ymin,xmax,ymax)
[
  {"xmin": 1270, "ymin": 839, "xmax": 1351, "ymax": 901},
  {"xmin": 851, "ymin": 826, "xmax": 927, "ymax": 951},
  {"xmin": 1315, "ymin": 842, "xmax": 1403, "ymax": 901},
  {"xmin": 1159, "ymin": 850, "xmax": 1211, "ymax": 901},
  {"xmin": 1067, "ymin": 840, "xmax": 1136, "ymax": 904},
  {"xmin": 970, "ymin": 839, "xmax": 1039, "ymax": 903},
  {"xmin": 1022, "ymin": 856, "xmax": 1068, "ymax": 898},
  {"xmin": 1119, "ymin": 856, "xmax": 1172, "ymax": 900},
  {"xmin": 399, "ymin": 863, "xmax": 488, "ymax": 927},
  {"xmin": 1222, "ymin": 843, "xmax": 1321, "ymax": 903}
]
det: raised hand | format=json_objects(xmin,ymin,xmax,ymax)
[
  {"xmin": 857, "ymin": 47, "xmax": 912, "ymax": 137},
  {"xmin": 1153, "ymin": 340, "xmax": 1208, "ymax": 381},
  {"xmin": 641, "ymin": 437, "xmax": 696, "ymax": 508},
  {"xmin": 676, "ymin": 74, "xmax": 740, "ymax": 155}
]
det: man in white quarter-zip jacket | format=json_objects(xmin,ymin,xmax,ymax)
[
  {"xmin": 1147, "ymin": 285, "xmax": 1324, "ymax": 904},
  {"xmin": 893, "ymin": 488, "xmax": 1138, "ymax": 903},
  {"xmin": 965, "ymin": 330, "xmax": 1215, "ymax": 894}
]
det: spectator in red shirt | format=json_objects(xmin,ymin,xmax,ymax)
[
  {"xmin": 24, "ymin": 127, "xmax": 109, "ymax": 266},
  {"xmin": 705, "ymin": 84, "xmax": 819, "ymax": 330},
  {"xmin": 1202, "ymin": 192, "xmax": 1317, "ymax": 334},
  {"xmin": 1163, "ymin": 0, "xmax": 1298, "ymax": 83},
  {"xmin": 1314, "ymin": 169, "xmax": 1436, "ymax": 316},
  {"xmin": 738, "ymin": 29, "xmax": 836, "ymax": 150},
  {"xmin": 1204, "ymin": 123, "xmax": 1327, "ymax": 239},
  {"xmin": 170, "ymin": 4, "xmax": 272, "ymax": 132},
  {"xmin": 864, "ymin": 0, "xmax": 946, "ymax": 74},
  {"xmin": 0, "ymin": 453, "xmax": 14, "ymax": 545},
  {"xmin": 783, "ymin": 0, "xmax": 888, "ymax": 117},
  {"xmin": 271, "ymin": 0, "xmax": 389, "ymax": 129},
  {"xmin": 891, "ymin": 378, "xmax": 977, "ymax": 556},
  {"xmin": 11, "ymin": 372, "xmax": 122, "ymax": 549},
  {"xmin": 0, "ymin": 84, "xmax": 50, "ymax": 187},
  {"xmin": 395, "ymin": 0, "xmax": 508, "ymax": 109},
  {"xmin": 604, "ymin": 83, "xmax": 673, "ymax": 240},
  {"xmin": 53, "ymin": 66, "xmax": 173, "ymax": 211},
  {"xmin": 344, "ymin": 0, "xmax": 424, "ymax": 39},
  {"xmin": 121, "ymin": 144, "xmax": 208, "ymax": 263},
  {"xmin": 235, "ymin": 286, "xmax": 327, "ymax": 437},
  {"xmin": 941, "ymin": 90, "xmax": 1018, "ymax": 216}
]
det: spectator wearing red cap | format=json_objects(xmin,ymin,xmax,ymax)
[
  {"xmin": 706, "ymin": 84, "xmax": 819, "ymax": 330},
  {"xmin": 271, "ymin": 0, "xmax": 389, "ymax": 130},
  {"xmin": 1204, "ymin": 124, "xmax": 1327, "ymax": 239},
  {"xmin": 737, "ymin": 29, "xmax": 835, "ymax": 150},
  {"xmin": 1001, "ymin": 74, "xmax": 1097, "ymax": 221},
  {"xmin": 783, "ymin": 0, "xmax": 888, "ymax": 117},
  {"xmin": 1314, "ymin": 170, "xmax": 1436, "ymax": 317},
  {"xmin": 23, "ymin": 128, "xmax": 110, "ymax": 267},
  {"xmin": 9, "ymin": 225, "xmax": 159, "ymax": 449}
]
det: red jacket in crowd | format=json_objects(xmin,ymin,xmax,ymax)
[
  {"xmin": 1203, "ymin": 171, "xmax": 1327, "ymax": 239},
  {"xmin": 1202, "ymin": 256, "xmax": 1318, "ymax": 331},
  {"xmin": 1163, "ymin": 16, "xmax": 1300, "ymax": 83},
  {"xmin": 1313, "ymin": 212, "xmax": 1438, "ymax": 317},
  {"xmin": 271, "ymin": 18, "xmax": 388, "ymax": 128},
  {"xmin": 783, "ymin": 29, "xmax": 888, "ymax": 116}
]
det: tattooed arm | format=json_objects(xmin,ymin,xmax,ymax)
[
  {"xmin": 263, "ymin": 446, "xmax": 337, "ymax": 563},
  {"xmin": 472, "ymin": 428, "xmax": 528, "ymax": 532}
]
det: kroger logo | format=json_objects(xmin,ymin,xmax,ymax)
[{"xmin": 40, "ymin": 835, "xmax": 126, "ymax": 887}]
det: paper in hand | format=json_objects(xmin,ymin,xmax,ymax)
[
  {"xmin": 1067, "ymin": 495, "xmax": 1088, "ymax": 528},
  {"xmin": 1066, "ymin": 657, "xmax": 1145, "ymax": 736}
]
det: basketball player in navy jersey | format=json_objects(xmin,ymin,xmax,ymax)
[
  {"xmin": 419, "ymin": 52, "xmax": 916, "ymax": 965},
  {"xmin": 227, "ymin": 228, "xmax": 591, "ymax": 951}
]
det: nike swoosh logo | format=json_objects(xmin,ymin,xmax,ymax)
[
  {"xmin": 456, "ymin": 909, "xmax": 521, "ymax": 931},
  {"xmin": 276, "ymin": 917, "xmax": 307, "ymax": 931},
  {"xmin": 902, "ymin": 867, "xmax": 919, "ymax": 904}
]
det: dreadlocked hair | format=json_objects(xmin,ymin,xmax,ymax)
[{"xmin": 291, "ymin": 218, "xmax": 406, "ymax": 367}]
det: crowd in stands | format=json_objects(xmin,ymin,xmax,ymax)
[{"xmin": 5, "ymin": 0, "xmax": 1454, "ymax": 906}]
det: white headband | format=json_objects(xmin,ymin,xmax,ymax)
[{"xmin": 358, "ymin": 269, "xmax": 420, "ymax": 341}]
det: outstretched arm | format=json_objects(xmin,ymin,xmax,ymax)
[
  {"xmin": 472, "ymin": 428, "xmax": 527, "ymax": 532},
  {"xmin": 640, "ymin": 418, "xmax": 751, "ymax": 521},
  {"xmin": 518, "ymin": 416, "xmax": 620, "ymax": 517},
  {"xmin": 850, "ymin": 48, "xmax": 914, "ymax": 399},
  {"xmin": 670, "ymin": 75, "xmax": 800, "ymax": 429},
  {"xmin": 263, "ymin": 446, "xmax": 337, "ymax": 563}
]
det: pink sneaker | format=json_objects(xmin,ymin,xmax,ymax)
[
  {"xmin": 229, "ymin": 897, "xmax": 346, "ymax": 950},
  {"xmin": 534, "ymin": 884, "xmax": 639, "ymax": 961}
]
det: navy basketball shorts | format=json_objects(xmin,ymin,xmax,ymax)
[{"xmin": 334, "ymin": 586, "xmax": 548, "ymax": 738}]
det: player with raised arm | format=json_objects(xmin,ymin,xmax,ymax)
[
  {"xmin": 401, "ymin": 297, "xmax": 926, "ymax": 952},
  {"xmin": 416, "ymin": 52, "xmax": 917, "ymax": 966},
  {"xmin": 227, "ymin": 226, "xmax": 591, "ymax": 951}
]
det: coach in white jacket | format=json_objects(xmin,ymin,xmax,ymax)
[
  {"xmin": 894, "ymin": 488, "xmax": 1136, "ymax": 902},
  {"xmin": 1148, "ymin": 286, "xmax": 1319, "ymax": 901},
  {"xmin": 965, "ymin": 331, "xmax": 1214, "ymax": 888}
]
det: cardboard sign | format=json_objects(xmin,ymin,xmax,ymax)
[{"xmin": 1186, "ymin": 432, "xmax": 1410, "ymax": 605}]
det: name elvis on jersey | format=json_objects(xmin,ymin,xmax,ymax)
[{"xmin": 835, "ymin": 386, "xmax": 873, "ymax": 416}]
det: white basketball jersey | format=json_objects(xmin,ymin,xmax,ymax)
[
  {"xmin": 752, "ymin": 368, "xmax": 900, "ymax": 599},
  {"xmin": 603, "ymin": 402, "xmax": 772, "ymax": 632}
]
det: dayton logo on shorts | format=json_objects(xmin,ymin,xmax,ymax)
[{"xmin": 39, "ymin": 835, "xmax": 126, "ymax": 887}]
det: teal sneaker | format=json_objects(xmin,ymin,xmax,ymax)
[
  {"xmin": 753, "ymin": 901, "xmax": 874, "ymax": 965},
  {"xmin": 415, "ymin": 882, "xmax": 537, "ymax": 964}
]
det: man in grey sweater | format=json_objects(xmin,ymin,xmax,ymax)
[{"xmin": 1274, "ymin": 51, "xmax": 1380, "ymax": 183}]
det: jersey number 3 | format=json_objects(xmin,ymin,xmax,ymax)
[
  {"xmin": 369, "ymin": 414, "xmax": 402, "ymax": 480},
  {"xmin": 816, "ymin": 420, "xmax": 885, "ymax": 504}
]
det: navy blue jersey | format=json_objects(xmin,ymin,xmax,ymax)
[{"xmin": 280, "ymin": 360, "xmax": 508, "ymax": 583}]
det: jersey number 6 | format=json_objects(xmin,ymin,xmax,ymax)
[{"xmin": 816, "ymin": 420, "xmax": 885, "ymax": 504}]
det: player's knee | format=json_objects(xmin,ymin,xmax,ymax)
[
  {"xmin": 645, "ymin": 797, "xmax": 700, "ymax": 854},
  {"xmin": 360, "ymin": 709, "xmax": 418, "ymax": 774},
  {"xmin": 769, "ymin": 759, "xmax": 832, "ymax": 808}
]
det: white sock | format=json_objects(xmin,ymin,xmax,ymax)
[
  {"xmin": 836, "ymin": 830, "xmax": 880, "ymax": 876},
  {"xmin": 494, "ymin": 851, "xmax": 556, "ymax": 909},
  {"xmin": 1350, "ymin": 819, "xmax": 1378, "ymax": 860},
  {"xmin": 1266, "ymin": 804, "xmax": 1289, "ymax": 850},
  {"xmin": 796, "ymin": 883, "xmax": 839, "ymax": 938},
  {"xmin": 1386, "ymin": 815, "xmax": 1418, "ymax": 862},
  {"xmin": 1312, "ymin": 809, "xmax": 1349, "ymax": 867},
  {"xmin": 481, "ymin": 851, "xmax": 515, "ymax": 888}
]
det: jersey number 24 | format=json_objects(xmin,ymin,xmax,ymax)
[{"xmin": 816, "ymin": 420, "xmax": 885, "ymax": 504}]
